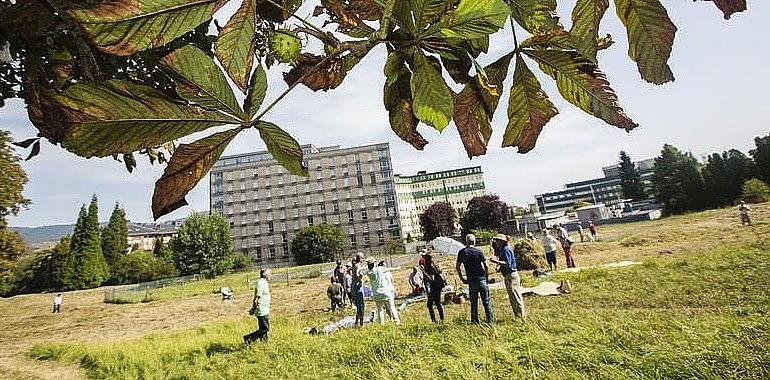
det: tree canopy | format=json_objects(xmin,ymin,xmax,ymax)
[
  {"xmin": 0, "ymin": 0, "xmax": 749, "ymax": 219},
  {"xmin": 618, "ymin": 151, "xmax": 645, "ymax": 201},
  {"xmin": 420, "ymin": 201, "xmax": 457, "ymax": 241},
  {"xmin": 170, "ymin": 213, "xmax": 234, "ymax": 277},
  {"xmin": 0, "ymin": 131, "xmax": 30, "ymax": 227},
  {"xmin": 650, "ymin": 144, "xmax": 706, "ymax": 215},
  {"xmin": 460, "ymin": 194, "xmax": 509, "ymax": 235},
  {"xmin": 290, "ymin": 223, "xmax": 345, "ymax": 265}
]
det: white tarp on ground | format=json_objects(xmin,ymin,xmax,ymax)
[
  {"xmin": 489, "ymin": 281, "xmax": 561, "ymax": 296},
  {"xmin": 430, "ymin": 237, "xmax": 465, "ymax": 255}
]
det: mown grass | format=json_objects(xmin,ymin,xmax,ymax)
[{"xmin": 30, "ymin": 241, "xmax": 770, "ymax": 379}]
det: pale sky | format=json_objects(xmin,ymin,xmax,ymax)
[{"xmin": 4, "ymin": 2, "xmax": 768, "ymax": 227}]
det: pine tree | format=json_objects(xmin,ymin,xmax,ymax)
[
  {"xmin": 724, "ymin": 149, "xmax": 755, "ymax": 201},
  {"xmin": 67, "ymin": 196, "xmax": 109, "ymax": 289},
  {"xmin": 703, "ymin": 153, "xmax": 730, "ymax": 207},
  {"xmin": 618, "ymin": 151, "xmax": 646, "ymax": 201},
  {"xmin": 101, "ymin": 203, "xmax": 128, "ymax": 265},
  {"xmin": 651, "ymin": 145, "xmax": 706, "ymax": 215}
]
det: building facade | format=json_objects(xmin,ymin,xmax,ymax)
[
  {"xmin": 394, "ymin": 167, "xmax": 486, "ymax": 239},
  {"xmin": 210, "ymin": 143, "xmax": 399, "ymax": 267},
  {"xmin": 535, "ymin": 158, "xmax": 655, "ymax": 214}
]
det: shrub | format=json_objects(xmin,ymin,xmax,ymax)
[
  {"xmin": 231, "ymin": 252, "xmax": 252, "ymax": 272},
  {"xmin": 471, "ymin": 229, "xmax": 496, "ymax": 245},
  {"xmin": 110, "ymin": 251, "xmax": 177, "ymax": 285},
  {"xmin": 513, "ymin": 239, "xmax": 546, "ymax": 270},
  {"xmin": 741, "ymin": 178, "xmax": 770, "ymax": 203}
]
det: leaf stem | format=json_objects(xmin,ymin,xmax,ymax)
[
  {"xmin": 376, "ymin": 0, "xmax": 397, "ymax": 41},
  {"xmin": 510, "ymin": 17, "xmax": 519, "ymax": 49},
  {"xmin": 264, "ymin": 0, "xmax": 338, "ymax": 45}
]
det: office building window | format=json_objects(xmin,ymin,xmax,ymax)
[
  {"xmin": 255, "ymin": 247, "xmax": 262, "ymax": 261},
  {"xmin": 333, "ymin": 201, "xmax": 340, "ymax": 213},
  {"xmin": 377, "ymin": 231, "xmax": 385, "ymax": 244},
  {"xmin": 268, "ymin": 221, "xmax": 274, "ymax": 233},
  {"xmin": 269, "ymin": 246, "xmax": 276, "ymax": 258},
  {"xmin": 307, "ymin": 215, "xmax": 314, "ymax": 225},
  {"xmin": 347, "ymin": 210, "xmax": 354, "ymax": 223},
  {"xmin": 363, "ymin": 234, "xmax": 370, "ymax": 246},
  {"xmin": 321, "ymin": 214, "xmax": 327, "ymax": 223},
  {"xmin": 370, "ymin": 172, "xmax": 377, "ymax": 184},
  {"xmin": 349, "ymin": 235, "xmax": 357, "ymax": 247},
  {"xmin": 361, "ymin": 209, "xmax": 368, "ymax": 221}
]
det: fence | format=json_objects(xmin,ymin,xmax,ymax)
[{"xmin": 104, "ymin": 274, "xmax": 203, "ymax": 304}]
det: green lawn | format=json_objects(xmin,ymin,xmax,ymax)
[{"xmin": 30, "ymin": 241, "xmax": 770, "ymax": 379}]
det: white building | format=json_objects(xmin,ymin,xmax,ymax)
[{"xmin": 394, "ymin": 167, "xmax": 486, "ymax": 239}]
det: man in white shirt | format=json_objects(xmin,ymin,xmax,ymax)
[
  {"xmin": 245, "ymin": 269, "xmax": 272, "ymax": 344},
  {"xmin": 52, "ymin": 293, "xmax": 62, "ymax": 313},
  {"xmin": 541, "ymin": 230, "xmax": 559, "ymax": 272}
]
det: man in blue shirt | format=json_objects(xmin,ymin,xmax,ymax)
[
  {"xmin": 455, "ymin": 234, "xmax": 494, "ymax": 324},
  {"xmin": 490, "ymin": 234, "xmax": 526, "ymax": 320}
]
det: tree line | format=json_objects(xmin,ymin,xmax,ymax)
[
  {"xmin": 648, "ymin": 133, "xmax": 770, "ymax": 215},
  {"xmin": 2, "ymin": 196, "xmax": 245, "ymax": 296}
]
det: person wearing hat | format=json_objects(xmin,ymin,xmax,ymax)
[
  {"xmin": 455, "ymin": 233, "xmax": 494, "ymax": 324},
  {"xmin": 350, "ymin": 252, "xmax": 366, "ymax": 326},
  {"xmin": 489, "ymin": 234, "xmax": 526, "ymax": 320},
  {"xmin": 738, "ymin": 200, "xmax": 752, "ymax": 226}
]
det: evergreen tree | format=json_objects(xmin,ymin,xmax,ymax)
[
  {"xmin": 618, "ymin": 151, "xmax": 646, "ymax": 201},
  {"xmin": 101, "ymin": 203, "xmax": 128, "ymax": 265},
  {"xmin": 703, "ymin": 153, "xmax": 731, "ymax": 207},
  {"xmin": 67, "ymin": 196, "xmax": 109, "ymax": 289},
  {"xmin": 152, "ymin": 238, "xmax": 173, "ymax": 262},
  {"xmin": 0, "ymin": 131, "xmax": 30, "ymax": 228},
  {"xmin": 750, "ymin": 134, "xmax": 770, "ymax": 184},
  {"xmin": 651, "ymin": 145, "xmax": 706, "ymax": 215},
  {"xmin": 723, "ymin": 149, "xmax": 754, "ymax": 202}
]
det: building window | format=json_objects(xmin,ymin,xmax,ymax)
[
  {"xmin": 347, "ymin": 210, "xmax": 354, "ymax": 223},
  {"xmin": 282, "ymin": 231, "xmax": 288, "ymax": 243},
  {"xmin": 307, "ymin": 215, "xmax": 314, "ymax": 225},
  {"xmin": 377, "ymin": 231, "xmax": 385, "ymax": 244},
  {"xmin": 357, "ymin": 175, "xmax": 364, "ymax": 187},
  {"xmin": 363, "ymin": 233, "xmax": 370, "ymax": 246},
  {"xmin": 321, "ymin": 214, "xmax": 328, "ymax": 223},
  {"xmin": 349, "ymin": 235, "xmax": 357, "ymax": 247},
  {"xmin": 255, "ymin": 247, "xmax": 262, "ymax": 261},
  {"xmin": 282, "ymin": 243, "xmax": 289, "ymax": 256},
  {"xmin": 370, "ymin": 172, "xmax": 377, "ymax": 184},
  {"xmin": 269, "ymin": 246, "xmax": 276, "ymax": 258},
  {"xmin": 320, "ymin": 202, "xmax": 326, "ymax": 212},
  {"xmin": 333, "ymin": 201, "xmax": 340, "ymax": 213},
  {"xmin": 268, "ymin": 221, "xmax": 274, "ymax": 233},
  {"xmin": 361, "ymin": 209, "xmax": 368, "ymax": 221}
]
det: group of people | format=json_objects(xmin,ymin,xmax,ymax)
[{"xmin": 540, "ymin": 221, "xmax": 598, "ymax": 271}]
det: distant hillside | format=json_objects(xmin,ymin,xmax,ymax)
[{"xmin": 11, "ymin": 224, "xmax": 74, "ymax": 244}]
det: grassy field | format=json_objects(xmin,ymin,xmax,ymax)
[{"xmin": 2, "ymin": 204, "xmax": 769, "ymax": 379}]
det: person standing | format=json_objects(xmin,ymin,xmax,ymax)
[
  {"xmin": 555, "ymin": 224, "xmax": 576, "ymax": 268},
  {"xmin": 333, "ymin": 260, "xmax": 348, "ymax": 306},
  {"xmin": 541, "ymin": 229, "xmax": 559, "ymax": 272},
  {"xmin": 577, "ymin": 222, "xmax": 585, "ymax": 242},
  {"xmin": 489, "ymin": 234, "xmax": 525, "ymax": 320},
  {"xmin": 52, "ymin": 293, "xmax": 62, "ymax": 313},
  {"xmin": 739, "ymin": 201, "xmax": 752, "ymax": 226},
  {"xmin": 245, "ymin": 269, "xmax": 272, "ymax": 344},
  {"xmin": 421, "ymin": 254, "xmax": 445, "ymax": 323},
  {"xmin": 327, "ymin": 277, "xmax": 344, "ymax": 311},
  {"xmin": 350, "ymin": 253, "xmax": 366, "ymax": 326},
  {"xmin": 588, "ymin": 221, "xmax": 597, "ymax": 241},
  {"xmin": 366, "ymin": 258, "xmax": 401, "ymax": 326},
  {"xmin": 455, "ymin": 234, "xmax": 494, "ymax": 324}
]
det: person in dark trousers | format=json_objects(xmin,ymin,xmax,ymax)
[
  {"xmin": 333, "ymin": 259, "xmax": 348, "ymax": 306},
  {"xmin": 245, "ymin": 269, "xmax": 272, "ymax": 345},
  {"xmin": 327, "ymin": 277, "xmax": 344, "ymax": 311},
  {"xmin": 350, "ymin": 252, "xmax": 366, "ymax": 326},
  {"xmin": 489, "ymin": 234, "xmax": 526, "ymax": 320},
  {"xmin": 421, "ymin": 253, "xmax": 445, "ymax": 323},
  {"xmin": 52, "ymin": 293, "xmax": 62, "ymax": 313},
  {"xmin": 455, "ymin": 234, "xmax": 494, "ymax": 324}
]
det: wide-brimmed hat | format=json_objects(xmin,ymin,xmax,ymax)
[
  {"xmin": 492, "ymin": 233, "xmax": 508, "ymax": 242},
  {"xmin": 418, "ymin": 248, "xmax": 428, "ymax": 255},
  {"xmin": 365, "ymin": 256, "xmax": 376, "ymax": 264}
]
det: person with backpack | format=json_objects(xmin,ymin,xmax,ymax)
[
  {"xmin": 421, "ymin": 253, "xmax": 445, "ymax": 323},
  {"xmin": 489, "ymin": 234, "xmax": 526, "ymax": 320}
]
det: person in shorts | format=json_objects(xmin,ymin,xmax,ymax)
[{"xmin": 541, "ymin": 229, "xmax": 559, "ymax": 272}]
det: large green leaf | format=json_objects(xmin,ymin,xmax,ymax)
[
  {"xmin": 453, "ymin": 53, "xmax": 513, "ymax": 158},
  {"xmin": 437, "ymin": 0, "xmax": 509, "ymax": 39},
  {"xmin": 410, "ymin": 52, "xmax": 454, "ymax": 131},
  {"xmin": 160, "ymin": 44, "xmax": 243, "ymax": 118},
  {"xmin": 508, "ymin": 0, "xmax": 561, "ymax": 36},
  {"xmin": 152, "ymin": 128, "xmax": 241, "ymax": 219},
  {"xmin": 614, "ymin": 0, "xmax": 677, "ymax": 85},
  {"xmin": 384, "ymin": 52, "xmax": 427, "ymax": 150},
  {"xmin": 55, "ymin": 79, "xmax": 239, "ymax": 158},
  {"xmin": 214, "ymin": 0, "xmax": 256, "ymax": 92},
  {"xmin": 69, "ymin": 0, "xmax": 226, "ymax": 55},
  {"xmin": 255, "ymin": 121, "xmax": 307, "ymax": 176},
  {"xmin": 524, "ymin": 49, "xmax": 637, "ymax": 130},
  {"xmin": 504, "ymin": 55, "xmax": 558, "ymax": 153},
  {"xmin": 244, "ymin": 64, "xmax": 267, "ymax": 121},
  {"xmin": 411, "ymin": 0, "xmax": 455, "ymax": 30},
  {"xmin": 570, "ymin": 0, "xmax": 609, "ymax": 63}
]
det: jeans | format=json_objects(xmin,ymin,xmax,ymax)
[
  {"xmin": 351, "ymin": 291, "xmax": 365, "ymax": 325},
  {"xmin": 253, "ymin": 315, "xmax": 270, "ymax": 342},
  {"xmin": 503, "ymin": 272, "xmax": 526, "ymax": 319},
  {"xmin": 427, "ymin": 289, "xmax": 444, "ymax": 322},
  {"xmin": 468, "ymin": 277, "xmax": 494, "ymax": 323}
]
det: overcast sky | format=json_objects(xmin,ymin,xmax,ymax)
[{"xmin": 3, "ymin": 2, "xmax": 768, "ymax": 227}]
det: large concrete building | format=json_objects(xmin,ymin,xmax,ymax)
[
  {"xmin": 535, "ymin": 158, "xmax": 655, "ymax": 214},
  {"xmin": 394, "ymin": 167, "xmax": 486, "ymax": 239},
  {"xmin": 210, "ymin": 143, "xmax": 399, "ymax": 267}
]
